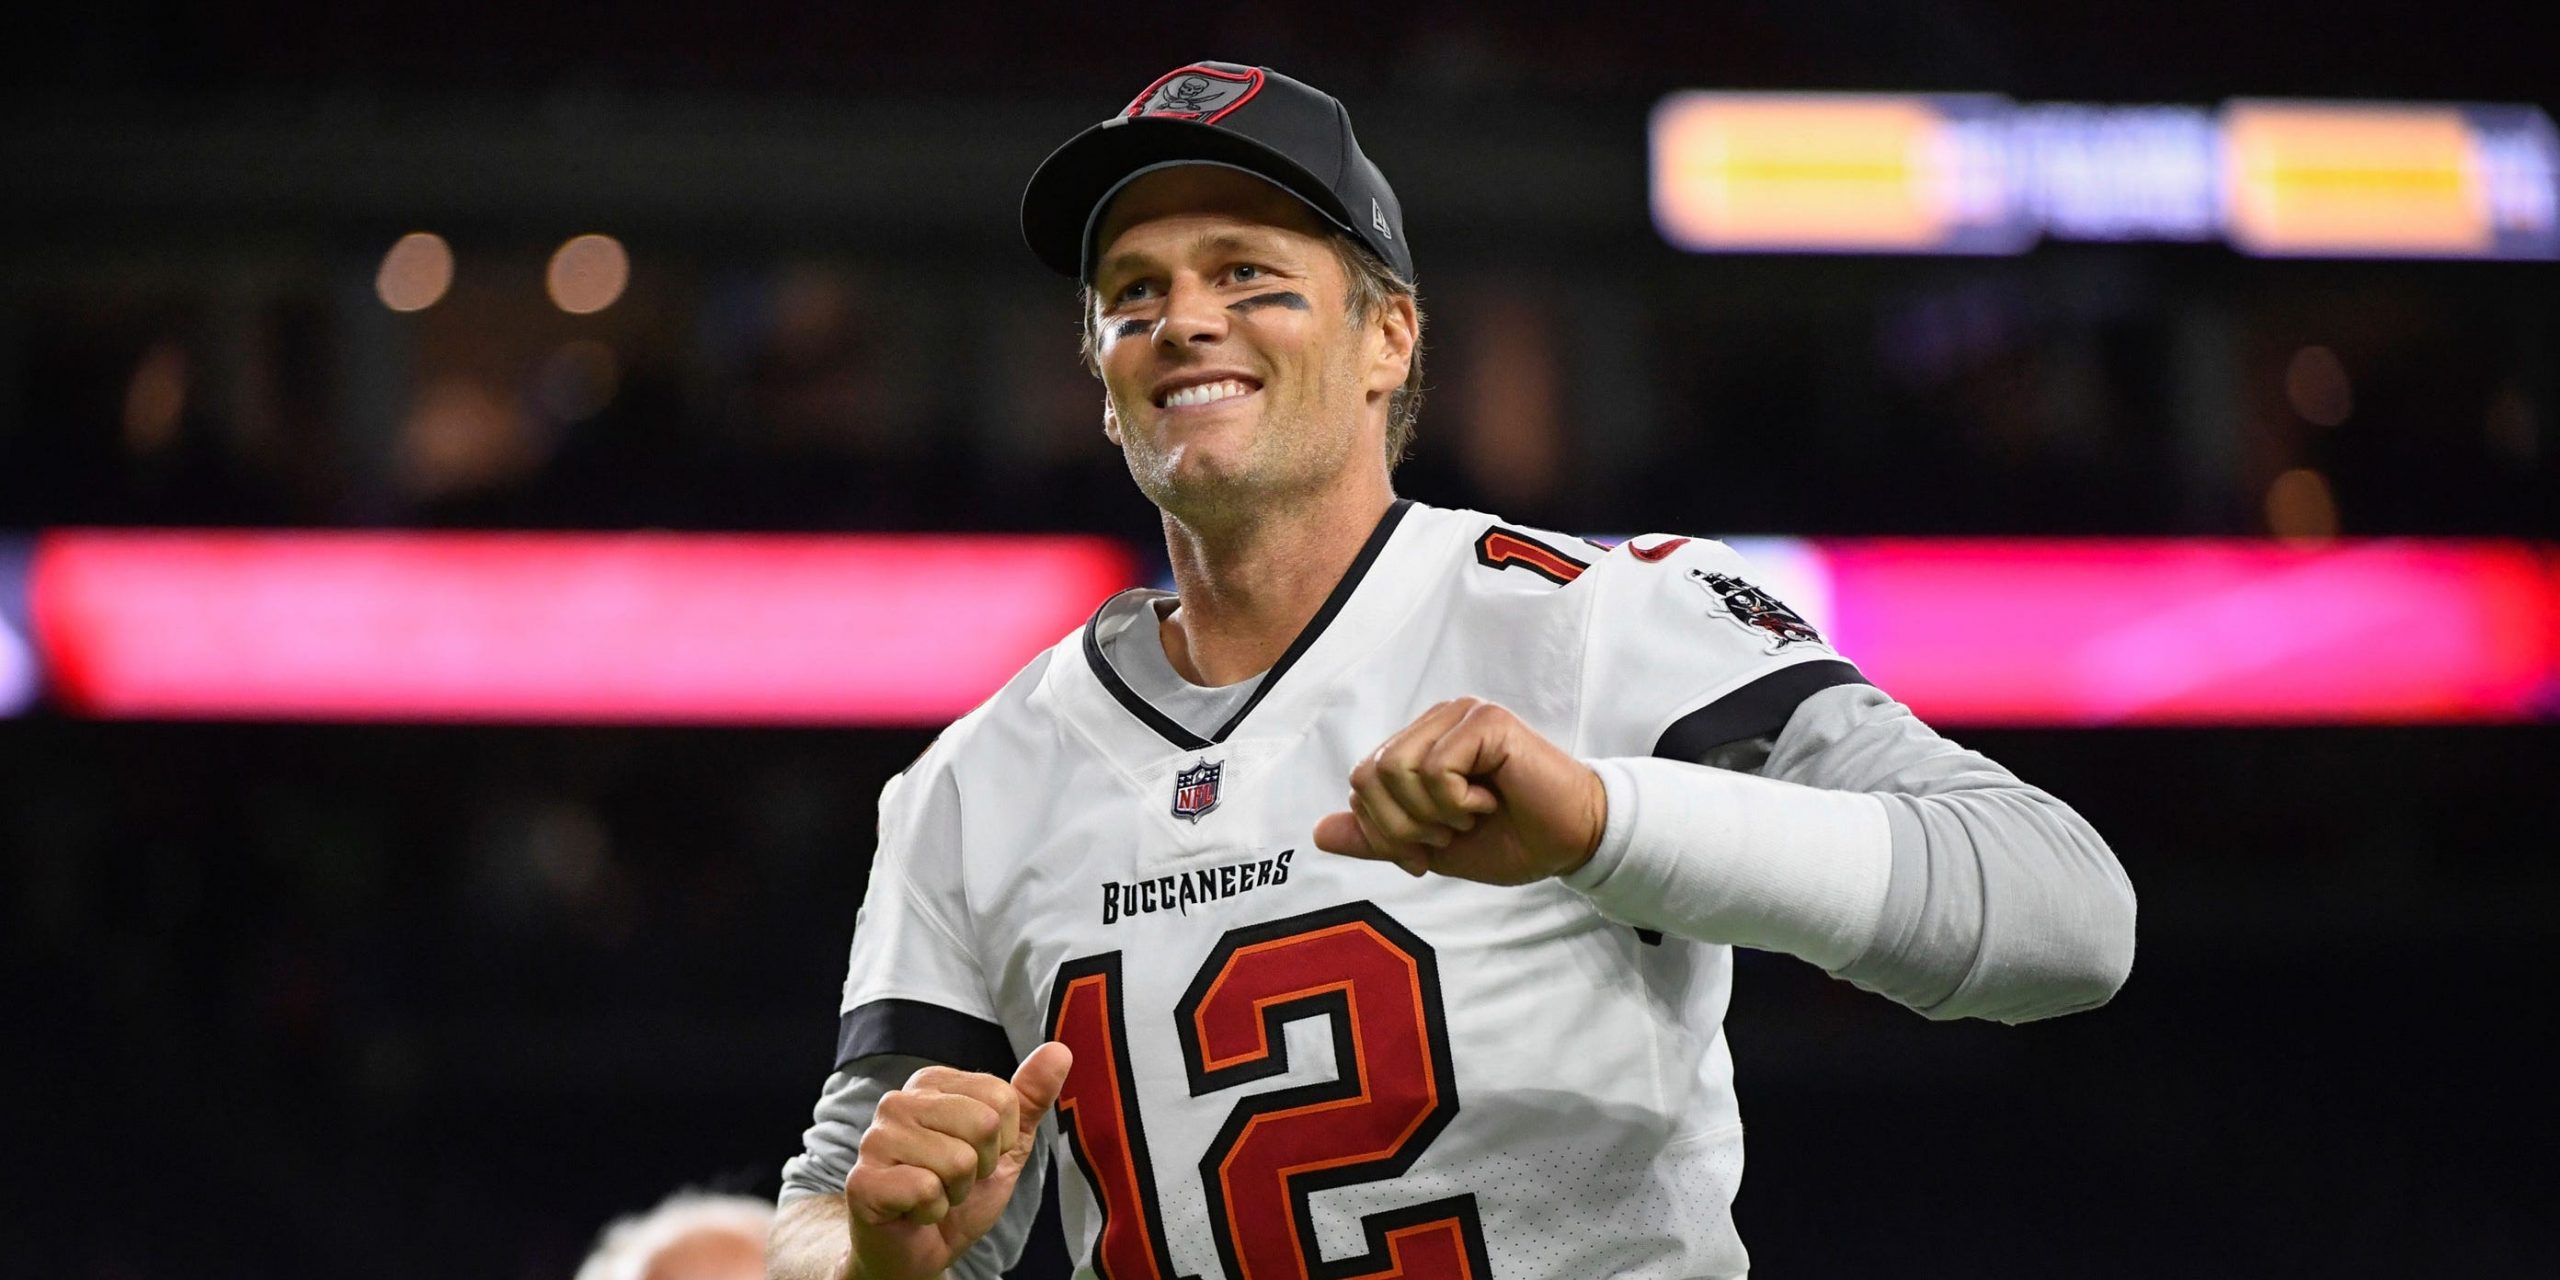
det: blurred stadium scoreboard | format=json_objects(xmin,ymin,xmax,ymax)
[
  {"xmin": 3, "ymin": 532, "xmax": 2553, "ymax": 727},
  {"xmin": 1651, "ymin": 93, "xmax": 2560, "ymax": 258}
]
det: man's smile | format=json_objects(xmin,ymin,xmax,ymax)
[
  {"xmin": 1158, "ymin": 378, "xmax": 1260, "ymax": 410},
  {"xmin": 1150, "ymin": 372, "xmax": 1265, "ymax": 409}
]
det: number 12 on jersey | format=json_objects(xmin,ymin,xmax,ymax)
[{"xmin": 1044, "ymin": 901, "xmax": 1495, "ymax": 1280}]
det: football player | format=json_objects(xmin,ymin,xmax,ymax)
[{"xmin": 770, "ymin": 62, "xmax": 2136, "ymax": 1280}]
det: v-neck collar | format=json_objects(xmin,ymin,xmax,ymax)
[{"xmin": 1081, "ymin": 498, "xmax": 1416, "ymax": 750}]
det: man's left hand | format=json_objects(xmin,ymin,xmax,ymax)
[{"xmin": 1313, "ymin": 698, "xmax": 1606, "ymax": 885}]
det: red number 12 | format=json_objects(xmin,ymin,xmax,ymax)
[{"xmin": 1045, "ymin": 902, "xmax": 1491, "ymax": 1280}]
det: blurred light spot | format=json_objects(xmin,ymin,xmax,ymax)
[
  {"xmin": 1459, "ymin": 292, "xmax": 1563, "ymax": 508},
  {"xmin": 120, "ymin": 342, "xmax": 189, "ymax": 455},
  {"xmin": 0, "ymin": 601, "xmax": 33, "ymax": 717},
  {"xmin": 528, "ymin": 800, "xmax": 611, "ymax": 901},
  {"xmin": 396, "ymin": 376, "xmax": 536, "ymax": 500},
  {"xmin": 772, "ymin": 268, "xmax": 853, "ymax": 358},
  {"xmin": 547, "ymin": 233, "xmax": 629, "ymax": 314},
  {"xmin": 2265, "ymin": 467, "xmax": 2340, "ymax": 542},
  {"xmin": 2284, "ymin": 345, "xmax": 2353, "ymax": 427},
  {"xmin": 375, "ymin": 232, "xmax": 454, "ymax": 312},
  {"xmin": 2484, "ymin": 387, "xmax": 2538, "ymax": 462},
  {"xmin": 536, "ymin": 339, "xmax": 621, "ymax": 422}
]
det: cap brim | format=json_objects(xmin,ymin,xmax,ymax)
[{"xmin": 1021, "ymin": 116, "xmax": 1361, "ymax": 281}]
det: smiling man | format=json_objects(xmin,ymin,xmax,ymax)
[{"xmin": 770, "ymin": 62, "xmax": 2136, "ymax": 1280}]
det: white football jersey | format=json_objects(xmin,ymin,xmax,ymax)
[{"xmin": 833, "ymin": 500, "xmax": 1868, "ymax": 1280}]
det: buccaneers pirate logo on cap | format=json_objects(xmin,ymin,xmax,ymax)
[{"xmin": 1126, "ymin": 64, "xmax": 1264, "ymax": 124}]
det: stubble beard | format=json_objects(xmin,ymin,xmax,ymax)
[{"xmin": 1118, "ymin": 381, "xmax": 1357, "ymax": 535}]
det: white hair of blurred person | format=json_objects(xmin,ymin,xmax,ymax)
[{"xmin": 573, "ymin": 1190, "xmax": 773, "ymax": 1280}]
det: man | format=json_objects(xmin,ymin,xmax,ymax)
[
  {"xmin": 578, "ymin": 1190, "xmax": 771, "ymax": 1280},
  {"xmin": 772, "ymin": 62, "xmax": 2135, "ymax": 1280}
]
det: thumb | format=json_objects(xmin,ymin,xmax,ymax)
[
  {"xmin": 1315, "ymin": 811, "xmax": 1432, "ymax": 878},
  {"xmin": 1313, "ymin": 811, "xmax": 1383, "ymax": 859},
  {"xmin": 1009, "ymin": 1041, "xmax": 1073, "ymax": 1128}
]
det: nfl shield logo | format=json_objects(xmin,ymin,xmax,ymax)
[{"xmin": 1171, "ymin": 759, "xmax": 1223, "ymax": 823}]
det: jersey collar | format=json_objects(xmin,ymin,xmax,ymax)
[{"xmin": 1079, "ymin": 498, "xmax": 1416, "ymax": 751}]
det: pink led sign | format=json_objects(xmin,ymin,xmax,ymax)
[
  {"xmin": 19, "ymin": 531, "xmax": 2553, "ymax": 726},
  {"xmin": 32, "ymin": 530, "xmax": 1137, "ymax": 723},
  {"xmin": 1818, "ymin": 540, "xmax": 2554, "ymax": 724}
]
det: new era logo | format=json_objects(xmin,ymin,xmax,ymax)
[
  {"xmin": 1171, "ymin": 759, "xmax": 1223, "ymax": 822},
  {"xmin": 1373, "ymin": 198, "xmax": 1393, "ymax": 240}
]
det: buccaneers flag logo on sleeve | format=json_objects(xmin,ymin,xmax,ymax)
[{"xmin": 1691, "ymin": 570, "xmax": 1826, "ymax": 651}]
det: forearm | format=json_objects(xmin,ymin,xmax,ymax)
[
  {"xmin": 1567, "ymin": 684, "xmax": 2136, "ymax": 1021},
  {"xmin": 768, "ymin": 1193, "xmax": 858, "ymax": 1280},
  {"xmin": 1772, "ymin": 684, "xmax": 2134, "ymax": 1021},
  {"xmin": 1841, "ymin": 784, "xmax": 2135, "ymax": 1022},
  {"xmin": 1564, "ymin": 756, "xmax": 1892, "ymax": 969}
]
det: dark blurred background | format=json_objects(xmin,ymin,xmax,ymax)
[{"xmin": 2, "ymin": 4, "xmax": 2553, "ymax": 1277}]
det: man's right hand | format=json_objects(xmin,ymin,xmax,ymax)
[{"xmin": 841, "ymin": 1042, "xmax": 1073, "ymax": 1280}]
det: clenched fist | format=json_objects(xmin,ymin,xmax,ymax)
[
  {"xmin": 842, "ymin": 1042, "xmax": 1072, "ymax": 1280},
  {"xmin": 1314, "ymin": 697, "xmax": 1607, "ymax": 885}
]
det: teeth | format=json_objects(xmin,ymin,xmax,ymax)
[{"xmin": 1162, "ymin": 379, "xmax": 1254, "ymax": 408}]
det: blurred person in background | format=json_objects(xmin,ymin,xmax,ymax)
[
  {"xmin": 770, "ymin": 61, "xmax": 2136, "ymax": 1280},
  {"xmin": 575, "ymin": 1189, "xmax": 771, "ymax": 1280}
]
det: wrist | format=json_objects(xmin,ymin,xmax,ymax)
[{"xmin": 1560, "ymin": 763, "xmax": 1606, "ymax": 876}]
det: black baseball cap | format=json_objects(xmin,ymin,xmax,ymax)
[{"xmin": 1021, "ymin": 62, "xmax": 1414, "ymax": 284}]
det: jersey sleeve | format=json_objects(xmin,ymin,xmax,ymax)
[
  {"xmin": 1579, "ymin": 534, "xmax": 1870, "ymax": 759},
  {"xmin": 829, "ymin": 761, "xmax": 1016, "ymax": 1078},
  {"xmin": 1766, "ymin": 682, "xmax": 2137, "ymax": 1022}
]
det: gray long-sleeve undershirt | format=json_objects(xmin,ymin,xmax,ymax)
[
  {"xmin": 1772, "ymin": 683, "xmax": 2135, "ymax": 1021},
  {"xmin": 1647, "ymin": 680, "xmax": 2136, "ymax": 1022}
]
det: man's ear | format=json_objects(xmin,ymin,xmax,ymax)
[
  {"xmin": 1102, "ymin": 396, "xmax": 1123, "ymax": 446},
  {"xmin": 1368, "ymin": 293, "xmax": 1418, "ymax": 396}
]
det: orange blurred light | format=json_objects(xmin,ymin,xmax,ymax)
[
  {"xmin": 375, "ymin": 232, "xmax": 455, "ymax": 312},
  {"xmin": 121, "ymin": 342, "xmax": 189, "ymax": 454},
  {"xmin": 2224, "ymin": 102, "xmax": 2492, "ymax": 256},
  {"xmin": 2266, "ymin": 467, "xmax": 2341, "ymax": 543},
  {"xmin": 1652, "ymin": 94, "xmax": 1962, "ymax": 251},
  {"xmin": 547, "ymin": 234, "xmax": 630, "ymax": 315}
]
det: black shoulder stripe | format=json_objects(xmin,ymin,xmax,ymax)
[
  {"xmin": 834, "ymin": 998, "xmax": 1016, "ymax": 1076},
  {"xmin": 1653, "ymin": 659, "xmax": 1870, "ymax": 762}
]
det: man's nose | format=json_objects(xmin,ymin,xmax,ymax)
[{"xmin": 1154, "ymin": 275, "xmax": 1228, "ymax": 348}]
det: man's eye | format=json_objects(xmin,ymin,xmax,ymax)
[
  {"xmin": 1230, "ymin": 264, "xmax": 1262, "ymax": 284},
  {"xmin": 1114, "ymin": 281, "xmax": 1155, "ymax": 304}
]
